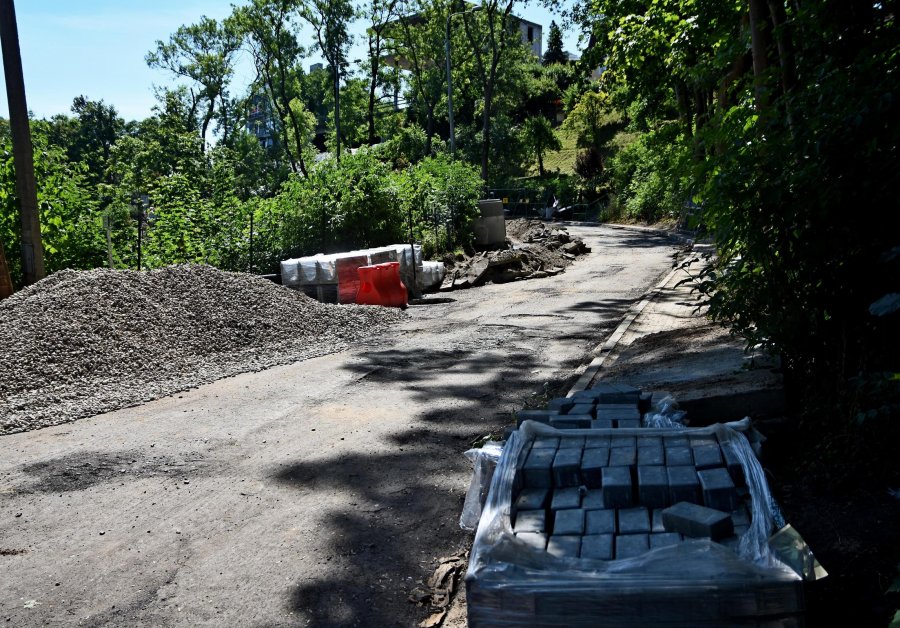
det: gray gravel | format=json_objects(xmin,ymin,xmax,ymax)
[{"xmin": 0, "ymin": 264, "xmax": 405, "ymax": 435}]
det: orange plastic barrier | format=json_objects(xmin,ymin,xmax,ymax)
[{"xmin": 355, "ymin": 262, "xmax": 407, "ymax": 308}]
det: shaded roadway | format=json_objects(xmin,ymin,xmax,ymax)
[{"xmin": 0, "ymin": 224, "xmax": 679, "ymax": 627}]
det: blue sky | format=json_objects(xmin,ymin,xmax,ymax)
[{"xmin": 0, "ymin": 0, "xmax": 582, "ymax": 122}]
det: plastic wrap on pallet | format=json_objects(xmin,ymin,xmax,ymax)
[
  {"xmin": 366, "ymin": 247, "xmax": 397, "ymax": 266},
  {"xmin": 299, "ymin": 256, "xmax": 319, "ymax": 285},
  {"xmin": 421, "ymin": 261, "xmax": 446, "ymax": 290},
  {"xmin": 642, "ymin": 394, "xmax": 687, "ymax": 429},
  {"xmin": 466, "ymin": 421, "xmax": 818, "ymax": 627},
  {"xmin": 460, "ymin": 442, "xmax": 505, "ymax": 531},
  {"xmin": 280, "ymin": 258, "xmax": 301, "ymax": 288},
  {"xmin": 317, "ymin": 254, "xmax": 338, "ymax": 284}
]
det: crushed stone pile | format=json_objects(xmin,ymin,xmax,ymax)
[
  {"xmin": 440, "ymin": 220, "xmax": 590, "ymax": 291},
  {"xmin": 0, "ymin": 265, "xmax": 405, "ymax": 435}
]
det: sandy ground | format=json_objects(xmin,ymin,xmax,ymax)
[{"xmin": 0, "ymin": 224, "xmax": 679, "ymax": 627}]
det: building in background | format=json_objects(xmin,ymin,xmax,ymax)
[
  {"xmin": 518, "ymin": 17, "xmax": 542, "ymax": 58},
  {"xmin": 246, "ymin": 94, "xmax": 275, "ymax": 149}
]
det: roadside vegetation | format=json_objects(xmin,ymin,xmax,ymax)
[{"xmin": 1, "ymin": 0, "xmax": 896, "ymax": 489}]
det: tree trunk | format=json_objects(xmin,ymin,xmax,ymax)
[
  {"xmin": 748, "ymin": 0, "xmax": 771, "ymax": 113},
  {"xmin": 537, "ymin": 148, "xmax": 544, "ymax": 177},
  {"xmin": 200, "ymin": 98, "xmax": 215, "ymax": 152},
  {"xmin": 481, "ymin": 82, "xmax": 493, "ymax": 181},
  {"xmin": 286, "ymin": 106, "xmax": 309, "ymax": 177},
  {"xmin": 367, "ymin": 37, "xmax": 380, "ymax": 146},
  {"xmin": 333, "ymin": 66, "xmax": 341, "ymax": 161},
  {"xmin": 767, "ymin": 0, "xmax": 796, "ymax": 97},
  {"xmin": 767, "ymin": 0, "xmax": 797, "ymax": 133},
  {"xmin": 367, "ymin": 72, "xmax": 378, "ymax": 145},
  {"xmin": 425, "ymin": 108, "xmax": 434, "ymax": 155},
  {"xmin": 674, "ymin": 82, "xmax": 693, "ymax": 140}
]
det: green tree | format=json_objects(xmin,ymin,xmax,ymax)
[
  {"xmin": 146, "ymin": 16, "xmax": 242, "ymax": 147},
  {"xmin": 66, "ymin": 96, "xmax": 126, "ymax": 186},
  {"xmin": 522, "ymin": 115, "xmax": 561, "ymax": 176},
  {"xmin": 579, "ymin": 0, "xmax": 900, "ymax": 474},
  {"xmin": 0, "ymin": 122, "xmax": 102, "ymax": 285},
  {"xmin": 562, "ymin": 91, "xmax": 618, "ymax": 154},
  {"xmin": 542, "ymin": 20, "xmax": 566, "ymax": 65},
  {"xmin": 386, "ymin": 0, "xmax": 451, "ymax": 154},
  {"xmin": 460, "ymin": 0, "xmax": 525, "ymax": 180},
  {"xmin": 299, "ymin": 0, "xmax": 357, "ymax": 161},
  {"xmin": 235, "ymin": 0, "xmax": 312, "ymax": 176},
  {"xmin": 362, "ymin": 0, "xmax": 399, "ymax": 145}
]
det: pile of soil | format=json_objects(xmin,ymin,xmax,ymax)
[
  {"xmin": 440, "ymin": 220, "xmax": 590, "ymax": 290},
  {"xmin": 0, "ymin": 265, "xmax": 404, "ymax": 435}
]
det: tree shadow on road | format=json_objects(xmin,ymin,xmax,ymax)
[
  {"xmin": 270, "ymin": 346, "xmax": 552, "ymax": 626},
  {"xmin": 562, "ymin": 296, "xmax": 641, "ymax": 318}
]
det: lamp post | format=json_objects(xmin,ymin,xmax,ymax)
[{"xmin": 446, "ymin": 5, "xmax": 481, "ymax": 156}]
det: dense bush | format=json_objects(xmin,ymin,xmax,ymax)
[
  {"xmin": 0, "ymin": 131, "xmax": 104, "ymax": 281},
  {"xmin": 606, "ymin": 124, "xmax": 689, "ymax": 222},
  {"xmin": 278, "ymin": 150, "xmax": 405, "ymax": 256},
  {"xmin": 394, "ymin": 155, "xmax": 483, "ymax": 258}
]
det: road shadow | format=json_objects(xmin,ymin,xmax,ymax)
[
  {"xmin": 562, "ymin": 296, "xmax": 640, "ymax": 318},
  {"xmin": 599, "ymin": 227, "xmax": 684, "ymax": 249},
  {"xmin": 272, "ymin": 346, "xmax": 552, "ymax": 626}
]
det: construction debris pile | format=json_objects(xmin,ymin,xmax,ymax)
[
  {"xmin": 0, "ymin": 265, "xmax": 404, "ymax": 435},
  {"xmin": 440, "ymin": 220, "xmax": 590, "ymax": 291}
]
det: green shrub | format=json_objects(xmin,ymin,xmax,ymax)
[
  {"xmin": 607, "ymin": 124, "xmax": 690, "ymax": 222},
  {"xmin": 277, "ymin": 150, "xmax": 405, "ymax": 256},
  {"xmin": 394, "ymin": 155, "xmax": 482, "ymax": 258}
]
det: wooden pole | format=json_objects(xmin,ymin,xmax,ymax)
[
  {"xmin": 0, "ymin": 237, "xmax": 13, "ymax": 298},
  {"xmin": 0, "ymin": 0, "xmax": 44, "ymax": 285}
]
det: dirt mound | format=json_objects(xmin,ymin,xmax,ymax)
[
  {"xmin": 0, "ymin": 265, "xmax": 404, "ymax": 434},
  {"xmin": 440, "ymin": 220, "xmax": 590, "ymax": 290}
]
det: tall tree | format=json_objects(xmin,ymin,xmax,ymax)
[
  {"xmin": 299, "ymin": 0, "xmax": 356, "ymax": 161},
  {"xmin": 67, "ymin": 96, "xmax": 125, "ymax": 186},
  {"xmin": 387, "ymin": 0, "xmax": 451, "ymax": 154},
  {"xmin": 146, "ymin": 16, "xmax": 242, "ymax": 148},
  {"xmin": 363, "ymin": 0, "xmax": 398, "ymax": 145},
  {"xmin": 235, "ymin": 0, "xmax": 311, "ymax": 176},
  {"xmin": 461, "ymin": 0, "xmax": 519, "ymax": 180},
  {"xmin": 522, "ymin": 115, "xmax": 561, "ymax": 176},
  {"xmin": 542, "ymin": 20, "xmax": 566, "ymax": 65}
]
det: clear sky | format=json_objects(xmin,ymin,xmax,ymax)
[{"xmin": 0, "ymin": 0, "xmax": 582, "ymax": 123}]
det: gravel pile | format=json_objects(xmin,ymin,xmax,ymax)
[{"xmin": 0, "ymin": 265, "xmax": 405, "ymax": 435}]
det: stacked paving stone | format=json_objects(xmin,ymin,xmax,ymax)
[
  {"xmin": 515, "ymin": 383, "xmax": 652, "ymax": 430},
  {"xmin": 511, "ymin": 411, "xmax": 753, "ymax": 561},
  {"xmin": 468, "ymin": 393, "xmax": 805, "ymax": 626}
]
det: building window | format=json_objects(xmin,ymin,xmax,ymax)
[{"xmin": 527, "ymin": 26, "xmax": 534, "ymax": 42}]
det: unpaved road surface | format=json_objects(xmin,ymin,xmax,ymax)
[{"xmin": 1, "ymin": 225, "xmax": 678, "ymax": 627}]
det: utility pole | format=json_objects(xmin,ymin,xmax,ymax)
[
  {"xmin": 0, "ymin": 238, "xmax": 13, "ymax": 298},
  {"xmin": 0, "ymin": 0, "xmax": 45, "ymax": 285}
]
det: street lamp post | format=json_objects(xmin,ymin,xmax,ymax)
[{"xmin": 446, "ymin": 5, "xmax": 481, "ymax": 156}]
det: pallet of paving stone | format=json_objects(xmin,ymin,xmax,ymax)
[
  {"xmin": 521, "ymin": 383, "xmax": 649, "ymax": 430},
  {"xmin": 465, "ymin": 421, "xmax": 808, "ymax": 627}
]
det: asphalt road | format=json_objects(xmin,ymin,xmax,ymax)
[{"xmin": 0, "ymin": 224, "xmax": 679, "ymax": 627}]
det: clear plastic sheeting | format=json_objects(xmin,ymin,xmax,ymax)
[
  {"xmin": 299, "ymin": 257, "xmax": 320, "ymax": 285},
  {"xmin": 389, "ymin": 244, "xmax": 425, "ymax": 292},
  {"xmin": 279, "ymin": 258, "xmax": 301, "ymax": 288},
  {"xmin": 317, "ymin": 254, "xmax": 338, "ymax": 284},
  {"xmin": 460, "ymin": 441, "xmax": 505, "ymax": 531},
  {"xmin": 466, "ymin": 421, "xmax": 813, "ymax": 627},
  {"xmin": 768, "ymin": 524, "xmax": 828, "ymax": 582},
  {"xmin": 421, "ymin": 261, "xmax": 446, "ymax": 291},
  {"xmin": 642, "ymin": 394, "xmax": 687, "ymax": 429}
]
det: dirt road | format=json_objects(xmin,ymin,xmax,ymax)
[{"xmin": 1, "ymin": 224, "xmax": 678, "ymax": 627}]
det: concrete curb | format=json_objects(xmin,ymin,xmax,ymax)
[{"xmin": 566, "ymin": 264, "xmax": 682, "ymax": 397}]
